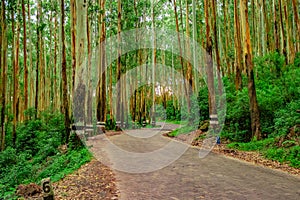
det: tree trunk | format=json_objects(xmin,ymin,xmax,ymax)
[
  {"xmin": 273, "ymin": 0, "xmax": 280, "ymax": 52},
  {"xmin": 61, "ymin": 0, "xmax": 71, "ymax": 144},
  {"xmin": 116, "ymin": 0, "xmax": 122, "ymax": 125},
  {"xmin": 0, "ymin": 0, "xmax": 7, "ymax": 151},
  {"xmin": 262, "ymin": 0, "xmax": 270, "ymax": 53},
  {"xmin": 234, "ymin": 0, "xmax": 243, "ymax": 90},
  {"xmin": 53, "ymin": 16, "xmax": 58, "ymax": 110},
  {"xmin": 151, "ymin": 0, "xmax": 156, "ymax": 125},
  {"xmin": 71, "ymin": 0, "xmax": 76, "ymax": 94},
  {"xmin": 97, "ymin": 0, "xmax": 106, "ymax": 123},
  {"xmin": 86, "ymin": 1, "xmax": 92, "ymax": 124},
  {"xmin": 223, "ymin": 0, "xmax": 230, "ymax": 76},
  {"xmin": 13, "ymin": 4, "xmax": 21, "ymax": 146},
  {"xmin": 283, "ymin": 0, "xmax": 295, "ymax": 63},
  {"xmin": 292, "ymin": 0, "xmax": 300, "ymax": 52},
  {"xmin": 204, "ymin": 0, "xmax": 217, "ymax": 119},
  {"xmin": 173, "ymin": 0, "xmax": 189, "ymax": 113},
  {"xmin": 278, "ymin": 0, "xmax": 287, "ymax": 63},
  {"xmin": 212, "ymin": 0, "xmax": 222, "ymax": 95},
  {"xmin": 241, "ymin": 0, "xmax": 262, "ymax": 140},
  {"xmin": 22, "ymin": 0, "xmax": 28, "ymax": 113},
  {"xmin": 185, "ymin": 0, "xmax": 193, "ymax": 96}
]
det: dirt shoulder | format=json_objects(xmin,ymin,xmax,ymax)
[{"xmin": 52, "ymin": 159, "xmax": 119, "ymax": 199}]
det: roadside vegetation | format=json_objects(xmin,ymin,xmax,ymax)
[
  {"xmin": 167, "ymin": 52, "xmax": 300, "ymax": 169},
  {"xmin": 0, "ymin": 111, "xmax": 91, "ymax": 199}
]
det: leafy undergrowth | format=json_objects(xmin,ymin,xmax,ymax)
[
  {"xmin": 227, "ymin": 139, "xmax": 300, "ymax": 169},
  {"xmin": 0, "ymin": 146, "xmax": 92, "ymax": 199},
  {"xmin": 0, "ymin": 110, "xmax": 92, "ymax": 199},
  {"xmin": 168, "ymin": 124, "xmax": 197, "ymax": 137}
]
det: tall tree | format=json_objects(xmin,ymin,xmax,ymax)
[
  {"xmin": 241, "ymin": 0, "xmax": 262, "ymax": 140},
  {"xmin": 116, "ymin": 0, "xmax": 122, "ymax": 127},
  {"xmin": 172, "ymin": 0, "xmax": 190, "ymax": 114},
  {"xmin": 212, "ymin": 0, "xmax": 222, "ymax": 94},
  {"xmin": 292, "ymin": 0, "xmax": 300, "ymax": 52},
  {"xmin": 204, "ymin": 0, "xmax": 217, "ymax": 120},
  {"xmin": 61, "ymin": 0, "xmax": 71, "ymax": 144},
  {"xmin": 151, "ymin": 0, "xmax": 156, "ymax": 125},
  {"xmin": 234, "ymin": 0, "xmax": 243, "ymax": 90},
  {"xmin": 0, "ymin": 0, "xmax": 7, "ymax": 151},
  {"xmin": 97, "ymin": 0, "xmax": 107, "ymax": 123},
  {"xmin": 70, "ymin": 0, "xmax": 76, "ymax": 93},
  {"xmin": 12, "ymin": 1, "xmax": 21, "ymax": 146},
  {"xmin": 22, "ymin": 0, "xmax": 28, "ymax": 113}
]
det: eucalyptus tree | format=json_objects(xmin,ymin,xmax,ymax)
[
  {"xmin": 61, "ymin": 0, "xmax": 71, "ymax": 144},
  {"xmin": 0, "ymin": 0, "xmax": 7, "ymax": 151},
  {"xmin": 241, "ymin": 0, "xmax": 261, "ymax": 140}
]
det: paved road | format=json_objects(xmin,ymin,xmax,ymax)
[{"xmin": 87, "ymin": 124, "xmax": 300, "ymax": 200}]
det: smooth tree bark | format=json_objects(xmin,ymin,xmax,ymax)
[
  {"xmin": 61, "ymin": 0, "xmax": 71, "ymax": 144},
  {"xmin": 241, "ymin": 0, "xmax": 262, "ymax": 140},
  {"xmin": 71, "ymin": 0, "xmax": 76, "ymax": 93},
  {"xmin": 151, "ymin": 0, "xmax": 156, "ymax": 125},
  {"xmin": 172, "ymin": 0, "xmax": 189, "ymax": 113},
  {"xmin": 234, "ymin": 0, "xmax": 243, "ymax": 90},
  {"xmin": 12, "ymin": 2, "xmax": 21, "ymax": 146},
  {"xmin": 204, "ymin": 0, "xmax": 217, "ymax": 119},
  {"xmin": 116, "ymin": 0, "xmax": 122, "ymax": 125},
  {"xmin": 212, "ymin": 0, "xmax": 222, "ymax": 95},
  {"xmin": 22, "ymin": 0, "xmax": 28, "ymax": 113},
  {"xmin": 185, "ymin": 0, "xmax": 193, "ymax": 94},
  {"xmin": 86, "ymin": 1, "xmax": 92, "ymax": 124},
  {"xmin": 292, "ymin": 0, "xmax": 300, "ymax": 52},
  {"xmin": 0, "ymin": 0, "xmax": 7, "ymax": 151},
  {"xmin": 97, "ymin": 0, "xmax": 107, "ymax": 123},
  {"xmin": 223, "ymin": 0, "xmax": 230, "ymax": 75},
  {"xmin": 283, "ymin": 0, "xmax": 295, "ymax": 63},
  {"xmin": 278, "ymin": 0, "xmax": 287, "ymax": 63},
  {"xmin": 273, "ymin": 0, "xmax": 280, "ymax": 52}
]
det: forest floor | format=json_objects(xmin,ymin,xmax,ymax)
[{"xmin": 51, "ymin": 159, "xmax": 119, "ymax": 199}]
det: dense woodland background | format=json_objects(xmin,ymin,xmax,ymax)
[{"xmin": 0, "ymin": 0, "xmax": 300, "ymax": 198}]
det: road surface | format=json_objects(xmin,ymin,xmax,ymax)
[{"xmin": 87, "ymin": 123, "xmax": 300, "ymax": 200}]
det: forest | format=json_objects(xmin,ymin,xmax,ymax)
[{"xmin": 0, "ymin": 0, "xmax": 300, "ymax": 198}]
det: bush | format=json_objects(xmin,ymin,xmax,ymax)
[
  {"xmin": 0, "ymin": 110, "xmax": 92, "ymax": 198},
  {"xmin": 273, "ymin": 100, "xmax": 300, "ymax": 136}
]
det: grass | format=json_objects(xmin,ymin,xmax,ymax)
[
  {"xmin": 157, "ymin": 120, "xmax": 188, "ymax": 125},
  {"xmin": 168, "ymin": 125, "xmax": 196, "ymax": 137},
  {"xmin": 0, "ymin": 147, "xmax": 92, "ymax": 199},
  {"xmin": 227, "ymin": 138, "xmax": 300, "ymax": 168}
]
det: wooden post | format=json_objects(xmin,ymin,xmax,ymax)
[
  {"xmin": 41, "ymin": 177, "xmax": 54, "ymax": 200},
  {"xmin": 96, "ymin": 121, "xmax": 106, "ymax": 134},
  {"xmin": 116, "ymin": 121, "xmax": 121, "ymax": 131},
  {"xmin": 85, "ymin": 124, "xmax": 94, "ymax": 137}
]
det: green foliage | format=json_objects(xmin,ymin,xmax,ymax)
[
  {"xmin": 215, "ymin": 52, "xmax": 300, "ymax": 169},
  {"xmin": 168, "ymin": 125, "xmax": 197, "ymax": 137},
  {"xmin": 165, "ymin": 100, "xmax": 181, "ymax": 121},
  {"xmin": 36, "ymin": 148, "xmax": 91, "ymax": 182},
  {"xmin": 273, "ymin": 100, "xmax": 300, "ymax": 136},
  {"xmin": 221, "ymin": 84, "xmax": 252, "ymax": 142},
  {"xmin": 0, "ymin": 110, "xmax": 92, "ymax": 198},
  {"xmin": 197, "ymin": 86, "xmax": 209, "ymax": 122},
  {"xmin": 106, "ymin": 114, "xmax": 116, "ymax": 130},
  {"xmin": 227, "ymin": 139, "xmax": 300, "ymax": 168},
  {"xmin": 221, "ymin": 52, "xmax": 300, "ymax": 142}
]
